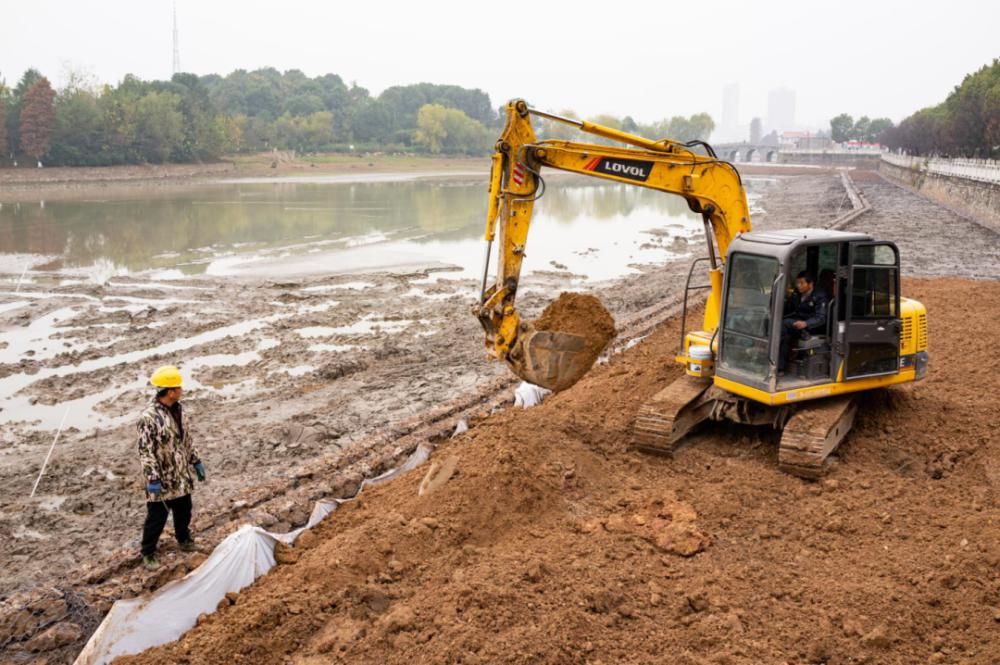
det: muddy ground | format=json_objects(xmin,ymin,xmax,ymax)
[
  {"xmin": 120, "ymin": 273, "xmax": 1000, "ymax": 665},
  {"xmin": 1, "ymin": 170, "xmax": 997, "ymax": 662}
]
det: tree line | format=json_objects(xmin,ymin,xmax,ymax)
[
  {"xmin": 0, "ymin": 67, "xmax": 718, "ymax": 166},
  {"xmin": 0, "ymin": 69, "xmax": 499, "ymax": 165},
  {"xmin": 829, "ymin": 59, "xmax": 999, "ymax": 157}
]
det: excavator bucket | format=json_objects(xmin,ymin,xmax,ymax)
[{"xmin": 505, "ymin": 325, "xmax": 597, "ymax": 392}]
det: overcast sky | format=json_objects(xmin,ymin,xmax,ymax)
[{"xmin": 4, "ymin": 0, "xmax": 998, "ymax": 132}]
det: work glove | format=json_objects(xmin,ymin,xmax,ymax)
[
  {"xmin": 147, "ymin": 480, "xmax": 162, "ymax": 497},
  {"xmin": 194, "ymin": 462, "xmax": 206, "ymax": 482}
]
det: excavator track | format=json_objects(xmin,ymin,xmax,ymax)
[
  {"xmin": 632, "ymin": 375, "xmax": 714, "ymax": 455},
  {"xmin": 777, "ymin": 395, "xmax": 858, "ymax": 478}
]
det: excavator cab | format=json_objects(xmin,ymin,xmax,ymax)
[{"xmin": 710, "ymin": 228, "xmax": 926, "ymax": 398}]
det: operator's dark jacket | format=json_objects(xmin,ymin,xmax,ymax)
[{"xmin": 783, "ymin": 288, "xmax": 828, "ymax": 332}]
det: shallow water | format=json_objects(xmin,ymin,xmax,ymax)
[{"xmin": 1, "ymin": 174, "xmax": 766, "ymax": 283}]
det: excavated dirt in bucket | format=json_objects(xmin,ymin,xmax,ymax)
[
  {"xmin": 532, "ymin": 291, "xmax": 616, "ymax": 358},
  {"xmin": 120, "ymin": 278, "xmax": 1000, "ymax": 665}
]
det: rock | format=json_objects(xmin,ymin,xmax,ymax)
[
  {"xmin": 686, "ymin": 593, "xmax": 709, "ymax": 613},
  {"xmin": 522, "ymin": 560, "xmax": 548, "ymax": 583},
  {"xmin": 274, "ymin": 541, "xmax": 299, "ymax": 565},
  {"xmin": 24, "ymin": 621, "xmax": 82, "ymax": 652},
  {"xmin": 186, "ymin": 552, "xmax": 208, "ymax": 570},
  {"xmin": 296, "ymin": 530, "xmax": 318, "ymax": 549},
  {"xmin": 381, "ymin": 604, "xmax": 417, "ymax": 633},
  {"xmin": 418, "ymin": 456, "xmax": 459, "ymax": 496},
  {"xmin": 842, "ymin": 616, "xmax": 865, "ymax": 637},
  {"xmin": 251, "ymin": 510, "xmax": 278, "ymax": 527},
  {"xmin": 861, "ymin": 624, "xmax": 892, "ymax": 649},
  {"xmin": 654, "ymin": 525, "xmax": 710, "ymax": 557}
]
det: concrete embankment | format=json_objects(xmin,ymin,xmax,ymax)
[{"xmin": 879, "ymin": 158, "xmax": 1000, "ymax": 234}]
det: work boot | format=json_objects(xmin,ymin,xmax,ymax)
[
  {"xmin": 178, "ymin": 539, "xmax": 199, "ymax": 553},
  {"xmin": 142, "ymin": 555, "xmax": 160, "ymax": 571}
]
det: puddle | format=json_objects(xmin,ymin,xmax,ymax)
[
  {"xmin": 302, "ymin": 281, "xmax": 377, "ymax": 293},
  {"xmin": 0, "ymin": 312, "xmax": 291, "ymax": 430},
  {"xmin": 0, "ymin": 301, "xmax": 31, "ymax": 315},
  {"xmin": 280, "ymin": 365, "xmax": 316, "ymax": 377},
  {"xmin": 107, "ymin": 281, "xmax": 214, "ymax": 292},
  {"xmin": 0, "ymin": 307, "xmax": 83, "ymax": 364},
  {"xmin": 401, "ymin": 287, "xmax": 460, "ymax": 301},
  {"xmin": 295, "ymin": 314, "xmax": 414, "ymax": 338}
]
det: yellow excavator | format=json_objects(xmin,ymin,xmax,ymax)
[{"xmin": 475, "ymin": 99, "xmax": 929, "ymax": 477}]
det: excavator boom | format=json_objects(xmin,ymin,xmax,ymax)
[{"xmin": 475, "ymin": 99, "xmax": 751, "ymax": 390}]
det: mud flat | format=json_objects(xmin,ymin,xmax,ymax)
[{"xmin": 5, "ymin": 170, "xmax": 995, "ymax": 662}]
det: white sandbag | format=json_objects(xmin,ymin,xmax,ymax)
[
  {"xmin": 75, "ymin": 524, "xmax": 280, "ymax": 665},
  {"xmin": 74, "ymin": 443, "xmax": 431, "ymax": 665},
  {"xmin": 359, "ymin": 443, "xmax": 431, "ymax": 490},
  {"xmin": 513, "ymin": 381, "xmax": 551, "ymax": 409}
]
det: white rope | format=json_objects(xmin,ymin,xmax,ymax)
[
  {"xmin": 30, "ymin": 407, "xmax": 70, "ymax": 498},
  {"xmin": 14, "ymin": 263, "xmax": 30, "ymax": 293}
]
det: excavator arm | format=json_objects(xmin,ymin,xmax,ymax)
[{"xmin": 475, "ymin": 99, "xmax": 752, "ymax": 390}]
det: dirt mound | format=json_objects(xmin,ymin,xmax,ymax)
[
  {"xmin": 118, "ymin": 277, "xmax": 1000, "ymax": 664},
  {"xmin": 526, "ymin": 292, "xmax": 617, "ymax": 391},
  {"xmin": 533, "ymin": 292, "xmax": 617, "ymax": 360}
]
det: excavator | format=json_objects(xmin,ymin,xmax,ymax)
[{"xmin": 474, "ymin": 99, "xmax": 929, "ymax": 478}]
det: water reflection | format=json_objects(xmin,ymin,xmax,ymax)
[{"xmin": 0, "ymin": 176, "xmax": 766, "ymax": 281}]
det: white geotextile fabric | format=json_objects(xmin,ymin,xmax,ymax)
[
  {"xmin": 513, "ymin": 381, "xmax": 551, "ymax": 409},
  {"xmin": 74, "ymin": 444, "xmax": 431, "ymax": 665}
]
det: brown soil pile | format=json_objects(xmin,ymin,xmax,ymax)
[
  {"xmin": 121, "ymin": 277, "xmax": 1000, "ymax": 665},
  {"xmin": 530, "ymin": 292, "xmax": 617, "ymax": 390},
  {"xmin": 533, "ymin": 292, "xmax": 616, "ymax": 355}
]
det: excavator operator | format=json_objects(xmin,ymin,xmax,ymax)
[{"xmin": 779, "ymin": 271, "xmax": 828, "ymax": 372}]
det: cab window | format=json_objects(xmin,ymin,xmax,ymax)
[{"xmin": 720, "ymin": 253, "xmax": 779, "ymax": 378}]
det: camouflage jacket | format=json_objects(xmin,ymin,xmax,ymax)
[{"xmin": 137, "ymin": 397, "xmax": 201, "ymax": 502}]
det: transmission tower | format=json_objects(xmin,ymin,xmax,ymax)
[{"xmin": 172, "ymin": 3, "xmax": 181, "ymax": 75}]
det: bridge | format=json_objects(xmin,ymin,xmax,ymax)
[{"xmin": 711, "ymin": 142, "xmax": 781, "ymax": 163}]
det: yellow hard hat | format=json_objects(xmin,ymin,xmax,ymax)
[{"xmin": 150, "ymin": 365, "xmax": 183, "ymax": 388}]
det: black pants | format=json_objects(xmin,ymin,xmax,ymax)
[
  {"xmin": 779, "ymin": 318, "xmax": 800, "ymax": 371},
  {"xmin": 141, "ymin": 494, "xmax": 192, "ymax": 557}
]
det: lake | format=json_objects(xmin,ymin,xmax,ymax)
[{"xmin": 0, "ymin": 173, "xmax": 767, "ymax": 285}]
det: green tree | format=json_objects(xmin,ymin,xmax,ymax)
[
  {"xmin": 20, "ymin": 77, "xmax": 57, "ymax": 162},
  {"xmin": 50, "ymin": 86, "xmax": 104, "ymax": 165},
  {"xmin": 0, "ymin": 87, "xmax": 8, "ymax": 160},
  {"xmin": 134, "ymin": 91, "xmax": 183, "ymax": 162},
  {"xmin": 830, "ymin": 113, "xmax": 853, "ymax": 143},
  {"xmin": 851, "ymin": 116, "xmax": 871, "ymax": 142},
  {"xmin": 868, "ymin": 118, "xmax": 894, "ymax": 144},
  {"xmin": 683, "ymin": 113, "xmax": 715, "ymax": 141},
  {"xmin": 414, "ymin": 104, "xmax": 490, "ymax": 154}
]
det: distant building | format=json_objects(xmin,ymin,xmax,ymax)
[
  {"xmin": 717, "ymin": 83, "xmax": 745, "ymax": 143},
  {"xmin": 722, "ymin": 83, "xmax": 739, "ymax": 129},
  {"xmin": 766, "ymin": 87, "xmax": 796, "ymax": 134},
  {"xmin": 780, "ymin": 131, "xmax": 834, "ymax": 151}
]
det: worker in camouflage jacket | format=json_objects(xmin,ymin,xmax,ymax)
[{"xmin": 137, "ymin": 365, "xmax": 206, "ymax": 570}]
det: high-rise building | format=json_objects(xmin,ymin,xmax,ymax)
[
  {"xmin": 721, "ymin": 83, "xmax": 739, "ymax": 132},
  {"xmin": 766, "ymin": 87, "xmax": 795, "ymax": 134}
]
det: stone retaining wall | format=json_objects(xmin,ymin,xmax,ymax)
[{"xmin": 879, "ymin": 159, "xmax": 1000, "ymax": 234}]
